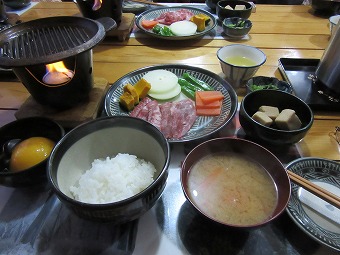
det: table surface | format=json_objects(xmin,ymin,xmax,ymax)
[{"xmin": 0, "ymin": 2, "xmax": 339, "ymax": 255}]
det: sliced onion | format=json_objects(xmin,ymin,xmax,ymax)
[
  {"xmin": 170, "ymin": 21, "xmax": 197, "ymax": 36},
  {"xmin": 143, "ymin": 69, "xmax": 178, "ymax": 94},
  {"xmin": 148, "ymin": 83, "xmax": 181, "ymax": 100}
]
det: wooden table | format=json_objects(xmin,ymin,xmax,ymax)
[
  {"xmin": 1, "ymin": 2, "xmax": 339, "ymax": 160},
  {"xmin": 0, "ymin": 2, "xmax": 339, "ymax": 254}
]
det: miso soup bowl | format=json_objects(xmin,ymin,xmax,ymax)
[
  {"xmin": 48, "ymin": 116, "xmax": 170, "ymax": 223},
  {"xmin": 181, "ymin": 137, "xmax": 291, "ymax": 229}
]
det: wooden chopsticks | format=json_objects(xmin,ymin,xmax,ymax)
[
  {"xmin": 288, "ymin": 170, "xmax": 340, "ymax": 209},
  {"xmin": 129, "ymin": 0, "xmax": 165, "ymax": 6}
]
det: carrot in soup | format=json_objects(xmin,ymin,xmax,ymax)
[{"xmin": 196, "ymin": 166, "xmax": 224, "ymax": 190}]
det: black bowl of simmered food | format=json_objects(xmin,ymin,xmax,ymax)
[
  {"xmin": 246, "ymin": 76, "xmax": 293, "ymax": 94},
  {"xmin": 181, "ymin": 137, "xmax": 291, "ymax": 229},
  {"xmin": 222, "ymin": 17, "xmax": 252, "ymax": 38},
  {"xmin": 216, "ymin": 0, "xmax": 253, "ymax": 21},
  {"xmin": 48, "ymin": 116, "xmax": 170, "ymax": 223},
  {"xmin": 0, "ymin": 117, "xmax": 65, "ymax": 187},
  {"xmin": 239, "ymin": 90, "xmax": 314, "ymax": 145}
]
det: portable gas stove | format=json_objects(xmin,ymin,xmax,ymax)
[{"xmin": 0, "ymin": 15, "xmax": 116, "ymax": 127}]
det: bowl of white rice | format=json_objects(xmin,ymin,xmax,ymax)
[{"xmin": 47, "ymin": 116, "xmax": 170, "ymax": 223}]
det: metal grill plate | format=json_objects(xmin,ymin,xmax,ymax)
[{"xmin": 0, "ymin": 16, "xmax": 106, "ymax": 67}]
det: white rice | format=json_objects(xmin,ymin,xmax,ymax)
[{"xmin": 70, "ymin": 153, "xmax": 156, "ymax": 204}]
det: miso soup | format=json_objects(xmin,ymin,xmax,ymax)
[
  {"xmin": 225, "ymin": 56, "xmax": 256, "ymax": 66},
  {"xmin": 188, "ymin": 152, "xmax": 278, "ymax": 226}
]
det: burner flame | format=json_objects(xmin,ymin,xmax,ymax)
[
  {"xmin": 92, "ymin": 0, "xmax": 102, "ymax": 11},
  {"xmin": 43, "ymin": 61, "xmax": 74, "ymax": 85}
]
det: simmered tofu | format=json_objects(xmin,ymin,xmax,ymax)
[
  {"xmin": 235, "ymin": 5, "xmax": 246, "ymax": 10},
  {"xmin": 252, "ymin": 111, "xmax": 273, "ymax": 127},
  {"xmin": 275, "ymin": 109, "xmax": 302, "ymax": 130},
  {"xmin": 259, "ymin": 105, "xmax": 280, "ymax": 120}
]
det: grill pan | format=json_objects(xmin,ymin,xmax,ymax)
[{"xmin": 0, "ymin": 16, "xmax": 116, "ymax": 67}]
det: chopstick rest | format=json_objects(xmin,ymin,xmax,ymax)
[
  {"xmin": 298, "ymin": 182, "xmax": 340, "ymax": 224},
  {"xmin": 288, "ymin": 170, "xmax": 340, "ymax": 210}
]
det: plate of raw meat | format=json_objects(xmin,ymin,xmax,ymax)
[
  {"xmin": 104, "ymin": 64, "xmax": 238, "ymax": 143},
  {"xmin": 135, "ymin": 7, "xmax": 217, "ymax": 40}
]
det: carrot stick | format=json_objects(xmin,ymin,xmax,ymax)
[{"xmin": 141, "ymin": 20, "xmax": 159, "ymax": 29}]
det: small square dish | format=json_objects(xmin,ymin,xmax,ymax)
[{"xmin": 278, "ymin": 58, "xmax": 340, "ymax": 112}]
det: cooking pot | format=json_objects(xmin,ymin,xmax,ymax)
[{"xmin": 315, "ymin": 20, "xmax": 340, "ymax": 94}]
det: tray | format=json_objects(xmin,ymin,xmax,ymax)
[
  {"xmin": 278, "ymin": 58, "xmax": 340, "ymax": 112},
  {"xmin": 0, "ymin": 187, "xmax": 138, "ymax": 254}
]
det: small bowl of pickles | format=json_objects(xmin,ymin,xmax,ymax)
[
  {"xmin": 222, "ymin": 17, "xmax": 252, "ymax": 38},
  {"xmin": 246, "ymin": 76, "xmax": 293, "ymax": 94}
]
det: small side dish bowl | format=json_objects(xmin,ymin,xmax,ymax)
[
  {"xmin": 181, "ymin": 137, "xmax": 291, "ymax": 228},
  {"xmin": 0, "ymin": 117, "xmax": 65, "ymax": 187},
  {"xmin": 217, "ymin": 44, "xmax": 266, "ymax": 89},
  {"xmin": 216, "ymin": 0, "xmax": 253, "ymax": 21},
  {"xmin": 239, "ymin": 90, "xmax": 314, "ymax": 145},
  {"xmin": 311, "ymin": 0, "xmax": 340, "ymax": 16},
  {"xmin": 47, "ymin": 116, "xmax": 170, "ymax": 223},
  {"xmin": 222, "ymin": 17, "xmax": 252, "ymax": 38},
  {"xmin": 246, "ymin": 76, "xmax": 293, "ymax": 94}
]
